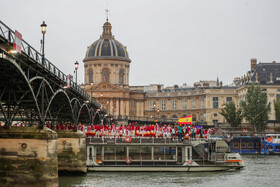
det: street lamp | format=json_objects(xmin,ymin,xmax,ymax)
[
  {"xmin": 157, "ymin": 109, "xmax": 160, "ymax": 120},
  {"xmin": 74, "ymin": 61, "xmax": 79, "ymax": 84},
  {"xmin": 90, "ymin": 82, "xmax": 93, "ymax": 102},
  {"xmin": 40, "ymin": 21, "xmax": 47, "ymax": 65},
  {"xmin": 153, "ymin": 103, "xmax": 156, "ymax": 120}
]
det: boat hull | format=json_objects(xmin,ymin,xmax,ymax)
[{"xmin": 87, "ymin": 165, "xmax": 242, "ymax": 172}]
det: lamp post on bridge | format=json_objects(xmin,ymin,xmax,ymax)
[
  {"xmin": 90, "ymin": 82, "xmax": 93, "ymax": 102},
  {"xmin": 157, "ymin": 109, "xmax": 160, "ymax": 120},
  {"xmin": 74, "ymin": 61, "xmax": 79, "ymax": 84},
  {"xmin": 153, "ymin": 103, "xmax": 156, "ymax": 120},
  {"xmin": 40, "ymin": 21, "xmax": 47, "ymax": 65}
]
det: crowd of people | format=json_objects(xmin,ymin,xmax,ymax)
[
  {"xmin": 78, "ymin": 123, "xmax": 215, "ymax": 140},
  {"xmin": 1, "ymin": 121, "xmax": 215, "ymax": 140}
]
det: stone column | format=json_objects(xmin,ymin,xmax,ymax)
[
  {"xmin": 125, "ymin": 99, "xmax": 130, "ymax": 117},
  {"xmin": 116, "ymin": 98, "xmax": 120, "ymax": 117},
  {"xmin": 120, "ymin": 99, "xmax": 125, "ymax": 117},
  {"xmin": 110, "ymin": 98, "xmax": 113, "ymax": 114}
]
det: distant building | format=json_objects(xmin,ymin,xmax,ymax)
[{"xmin": 81, "ymin": 19, "xmax": 280, "ymax": 125}]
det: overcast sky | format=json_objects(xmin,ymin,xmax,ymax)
[{"xmin": 1, "ymin": 0, "xmax": 280, "ymax": 87}]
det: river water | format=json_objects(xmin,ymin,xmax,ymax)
[{"xmin": 59, "ymin": 155, "xmax": 280, "ymax": 187}]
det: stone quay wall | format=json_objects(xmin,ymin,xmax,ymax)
[
  {"xmin": 57, "ymin": 130, "xmax": 87, "ymax": 175},
  {"xmin": 0, "ymin": 127, "xmax": 58, "ymax": 187}
]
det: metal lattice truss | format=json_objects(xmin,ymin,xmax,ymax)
[{"xmin": 0, "ymin": 20, "xmax": 106, "ymax": 129}]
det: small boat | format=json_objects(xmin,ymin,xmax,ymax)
[
  {"xmin": 86, "ymin": 137, "xmax": 245, "ymax": 172},
  {"xmin": 261, "ymin": 134, "xmax": 280, "ymax": 154}
]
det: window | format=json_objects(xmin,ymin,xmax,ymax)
[
  {"xmin": 192, "ymin": 99, "xmax": 196, "ymax": 109},
  {"xmin": 213, "ymin": 97, "xmax": 219, "ymax": 108},
  {"xmin": 182, "ymin": 99, "xmax": 187, "ymax": 109},
  {"xmin": 102, "ymin": 68, "xmax": 110, "ymax": 82},
  {"xmin": 130, "ymin": 100, "xmax": 136, "ymax": 107},
  {"xmin": 149, "ymin": 100, "xmax": 154, "ymax": 110},
  {"xmin": 161, "ymin": 100, "xmax": 166, "ymax": 110},
  {"xmin": 88, "ymin": 69, "xmax": 93, "ymax": 84},
  {"xmin": 172, "ymin": 99, "xmax": 177, "ymax": 110},
  {"xmin": 161, "ymin": 115, "xmax": 166, "ymax": 120},
  {"xmin": 172, "ymin": 115, "xmax": 178, "ymax": 119},
  {"xmin": 119, "ymin": 69, "xmax": 125, "ymax": 84},
  {"xmin": 226, "ymin": 97, "xmax": 232, "ymax": 104},
  {"xmin": 200, "ymin": 98, "xmax": 204, "ymax": 108},
  {"xmin": 277, "ymin": 94, "xmax": 280, "ymax": 101}
]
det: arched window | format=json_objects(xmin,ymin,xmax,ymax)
[
  {"xmin": 88, "ymin": 69, "xmax": 93, "ymax": 84},
  {"xmin": 102, "ymin": 68, "xmax": 110, "ymax": 82},
  {"xmin": 181, "ymin": 114, "xmax": 187, "ymax": 118},
  {"xmin": 172, "ymin": 115, "xmax": 178, "ymax": 119},
  {"xmin": 119, "ymin": 69, "xmax": 125, "ymax": 84},
  {"xmin": 192, "ymin": 114, "xmax": 197, "ymax": 121},
  {"xmin": 161, "ymin": 115, "xmax": 166, "ymax": 120}
]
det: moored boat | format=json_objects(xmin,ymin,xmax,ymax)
[{"xmin": 86, "ymin": 137, "xmax": 245, "ymax": 172}]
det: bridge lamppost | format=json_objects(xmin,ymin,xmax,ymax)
[
  {"xmin": 74, "ymin": 61, "xmax": 79, "ymax": 84},
  {"xmin": 40, "ymin": 21, "xmax": 47, "ymax": 65},
  {"xmin": 157, "ymin": 109, "xmax": 160, "ymax": 120},
  {"xmin": 153, "ymin": 103, "xmax": 156, "ymax": 120},
  {"xmin": 90, "ymin": 82, "xmax": 93, "ymax": 102}
]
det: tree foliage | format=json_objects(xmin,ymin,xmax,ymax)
[
  {"xmin": 240, "ymin": 85, "xmax": 271, "ymax": 132},
  {"xmin": 219, "ymin": 101, "xmax": 243, "ymax": 127},
  {"xmin": 274, "ymin": 99, "xmax": 280, "ymax": 122}
]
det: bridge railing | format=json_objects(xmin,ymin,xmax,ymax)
[{"xmin": 0, "ymin": 20, "xmax": 104, "ymax": 111}]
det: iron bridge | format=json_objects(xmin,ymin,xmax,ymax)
[{"xmin": 0, "ymin": 20, "xmax": 108, "ymax": 130}]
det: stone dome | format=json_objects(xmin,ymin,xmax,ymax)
[{"xmin": 84, "ymin": 20, "xmax": 131, "ymax": 62}]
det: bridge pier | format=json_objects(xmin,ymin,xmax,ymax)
[
  {"xmin": 57, "ymin": 130, "xmax": 87, "ymax": 175},
  {"xmin": 0, "ymin": 127, "xmax": 58, "ymax": 187}
]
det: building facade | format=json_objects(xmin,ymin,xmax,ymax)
[{"xmin": 81, "ymin": 20, "xmax": 280, "ymax": 125}]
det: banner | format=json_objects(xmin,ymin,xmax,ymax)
[
  {"xmin": 14, "ymin": 30, "xmax": 22, "ymax": 53},
  {"xmin": 178, "ymin": 115, "xmax": 192, "ymax": 125}
]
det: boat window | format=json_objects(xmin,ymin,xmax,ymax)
[
  {"xmin": 154, "ymin": 147, "xmax": 165, "ymax": 160},
  {"xmin": 96, "ymin": 146, "xmax": 102, "ymax": 161},
  {"xmin": 140, "ymin": 146, "xmax": 152, "ymax": 160},
  {"xmin": 116, "ymin": 146, "xmax": 126, "ymax": 161},
  {"xmin": 165, "ymin": 147, "xmax": 176, "ymax": 160},
  {"xmin": 104, "ymin": 146, "xmax": 115, "ymax": 160},
  {"xmin": 241, "ymin": 142, "xmax": 246, "ymax": 147},
  {"xmin": 247, "ymin": 142, "xmax": 253, "ymax": 148},
  {"xmin": 89, "ymin": 147, "xmax": 93, "ymax": 160},
  {"xmin": 233, "ymin": 142, "xmax": 239, "ymax": 147},
  {"xmin": 256, "ymin": 143, "xmax": 261, "ymax": 148},
  {"xmin": 129, "ymin": 146, "xmax": 140, "ymax": 160}
]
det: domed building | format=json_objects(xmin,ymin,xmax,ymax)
[
  {"xmin": 82, "ymin": 19, "xmax": 280, "ymax": 126},
  {"xmin": 84, "ymin": 20, "xmax": 131, "ymax": 86},
  {"xmin": 81, "ymin": 19, "xmax": 145, "ymax": 123}
]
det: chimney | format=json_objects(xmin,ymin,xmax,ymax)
[
  {"xmin": 251, "ymin": 58, "xmax": 257, "ymax": 72},
  {"xmin": 157, "ymin": 84, "xmax": 161, "ymax": 92}
]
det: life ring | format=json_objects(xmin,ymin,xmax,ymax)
[
  {"xmin": 187, "ymin": 160, "xmax": 192, "ymax": 164},
  {"xmin": 126, "ymin": 157, "xmax": 132, "ymax": 164},
  {"xmin": 125, "ymin": 136, "xmax": 132, "ymax": 143}
]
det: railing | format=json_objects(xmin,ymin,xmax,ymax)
[
  {"xmin": 86, "ymin": 136, "xmax": 191, "ymax": 145},
  {"xmin": 0, "ymin": 20, "xmax": 105, "ymax": 111}
]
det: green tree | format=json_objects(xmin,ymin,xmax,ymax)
[
  {"xmin": 240, "ymin": 85, "xmax": 271, "ymax": 132},
  {"xmin": 219, "ymin": 101, "xmax": 243, "ymax": 127},
  {"xmin": 274, "ymin": 99, "xmax": 280, "ymax": 122}
]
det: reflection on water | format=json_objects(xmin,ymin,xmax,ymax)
[{"xmin": 59, "ymin": 155, "xmax": 280, "ymax": 187}]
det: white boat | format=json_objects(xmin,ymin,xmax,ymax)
[{"xmin": 86, "ymin": 137, "xmax": 245, "ymax": 172}]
